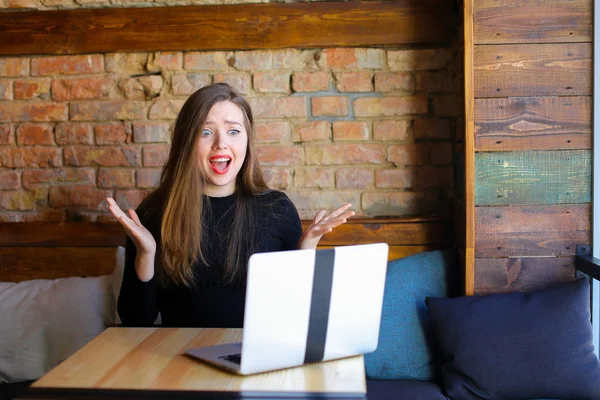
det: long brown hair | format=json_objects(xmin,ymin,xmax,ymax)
[{"xmin": 148, "ymin": 83, "xmax": 269, "ymax": 287}]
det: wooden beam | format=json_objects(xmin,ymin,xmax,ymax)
[{"xmin": 0, "ymin": 1, "xmax": 456, "ymax": 56}]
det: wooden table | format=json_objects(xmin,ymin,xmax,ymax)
[{"xmin": 19, "ymin": 327, "xmax": 367, "ymax": 399}]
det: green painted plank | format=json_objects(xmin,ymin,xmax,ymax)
[{"xmin": 475, "ymin": 150, "xmax": 591, "ymax": 205}]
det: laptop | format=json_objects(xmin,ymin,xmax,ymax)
[{"xmin": 185, "ymin": 242, "xmax": 389, "ymax": 375}]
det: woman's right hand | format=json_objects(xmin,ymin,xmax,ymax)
[{"xmin": 106, "ymin": 197, "xmax": 156, "ymax": 281}]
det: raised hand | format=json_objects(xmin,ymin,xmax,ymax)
[
  {"xmin": 106, "ymin": 198, "xmax": 157, "ymax": 281},
  {"xmin": 298, "ymin": 203, "xmax": 355, "ymax": 250}
]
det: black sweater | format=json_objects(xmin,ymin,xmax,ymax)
[{"xmin": 117, "ymin": 190, "xmax": 303, "ymax": 328}]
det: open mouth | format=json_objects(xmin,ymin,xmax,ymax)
[{"xmin": 209, "ymin": 156, "xmax": 232, "ymax": 175}]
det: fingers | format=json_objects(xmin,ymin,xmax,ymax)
[
  {"xmin": 327, "ymin": 203, "xmax": 353, "ymax": 219},
  {"xmin": 312, "ymin": 209, "xmax": 327, "ymax": 224},
  {"xmin": 128, "ymin": 208, "xmax": 143, "ymax": 227},
  {"xmin": 106, "ymin": 197, "xmax": 128, "ymax": 220}
]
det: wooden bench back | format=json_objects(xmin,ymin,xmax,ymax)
[{"xmin": 0, "ymin": 218, "xmax": 452, "ymax": 282}]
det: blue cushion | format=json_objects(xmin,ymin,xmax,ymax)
[
  {"xmin": 426, "ymin": 278, "xmax": 600, "ymax": 400},
  {"xmin": 366, "ymin": 379, "xmax": 448, "ymax": 400},
  {"xmin": 364, "ymin": 250, "xmax": 458, "ymax": 381}
]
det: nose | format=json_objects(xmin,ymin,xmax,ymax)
[{"xmin": 212, "ymin": 130, "xmax": 228, "ymax": 150}]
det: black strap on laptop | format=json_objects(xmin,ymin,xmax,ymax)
[{"xmin": 304, "ymin": 248, "xmax": 335, "ymax": 364}]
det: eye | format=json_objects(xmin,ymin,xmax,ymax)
[
  {"xmin": 201, "ymin": 129, "xmax": 212, "ymax": 137},
  {"xmin": 228, "ymin": 129, "xmax": 241, "ymax": 136}
]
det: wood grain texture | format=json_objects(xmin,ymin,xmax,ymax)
[
  {"xmin": 464, "ymin": 0, "xmax": 476, "ymax": 295},
  {"xmin": 474, "ymin": 0, "xmax": 592, "ymax": 44},
  {"xmin": 475, "ymin": 257, "xmax": 576, "ymax": 294},
  {"xmin": 475, "ymin": 150, "xmax": 591, "ymax": 206},
  {"xmin": 475, "ymin": 96, "xmax": 592, "ymax": 151},
  {"xmin": 0, "ymin": 247, "xmax": 117, "ymax": 281},
  {"xmin": 474, "ymin": 43, "xmax": 592, "ymax": 98},
  {"xmin": 0, "ymin": 1, "xmax": 455, "ymax": 56},
  {"xmin": 33, "ymin": 327, "xmax": 366, "ymax": 393},
  {"xmin": 475, "ymin": 204, "xmax": 590, "ymax": 257}
]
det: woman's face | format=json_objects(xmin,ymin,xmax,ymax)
[{"xmin": 197, "ymin": 101, "xmax": 248, "ymax": 197}]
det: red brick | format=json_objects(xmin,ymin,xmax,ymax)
[
  {"xmin": 184, "ymin": 52, "xmax": 229, "ymax": 71},
  {"xmin": 0, "ymin": 79, "xmax": 11, "ymax": 100},
  {"xmin": 334, "ymin": 72, "xmax": 373, "ymax": 92},
  {"xmin": 148, "ymin": 100, "xmax": 185, "ymax": 120},
  {"xmin": 256, "ymin": 146, "xmax": 303, "ymax": 166},
  {"xmin": 0, "ymin": 170, "xmax": 20, "ymax": 190},
  {"xmin": 143, "ymin": 144, "xmax": 169, "ymax": 167},
  {"xmin": 16, "ymin": 123, "xmax": 53, "ymax": 145},
  {"xmin": 253, "ymin": 72, "xmax": 290, "ymax": 94},
  {"xmin": 0, "ymin": 103, "xmax": 68, "ymax": 122},
  {"xmin": 136, "ymin": 168, "xmax": 161, "ymax": 188},
  {"xmin": 373, "ymin": 120, "xmax": 411, "ymax": 141},
  {"xmin": 293, "ymin": 121, "xmax": 331, "ymax": 142},
  {"xmin": 171, "ymin": 73, "xmax": 211, "ymax": 96},
  {"xmin": 0, "ymin": 58, "xmax": 28, "ymax": 77},
  {"xmin": 311, "ymin": 96, "xmax": 349, "ymax": 117},
  {"xmin": 70, "ymin": 101, "xmax": 147, "ymax": 121},
  {"xmin": 416, "ymin": 71, "xmax": 455, "ymax": 93},
  {"xmin": 388, "ymin": 144, "xmax": 428, "ymax": 166},
  {"xmin": 335, "ymin": 168, "xmax": 373, "ymax": 189},
  {"xmin": 0, "ymin": 147, "xmax": 61, "ymax": 168},
  {"xmin": 49, "ymin": 185, "xmax": 110, "ymax": 209},
  {"xmin": 105, "ymin": 53, "xmax": 148, "ymax": 73},
  {"xmin": 55, "ymin": 122, "xmax": 93, "ymax": 145},
  {"xmin": 388, "ymin": 49, "xmax": 453, "ymax": 71},
  {"xmin": 354, "ymin": 96, "xmax": 428, "ymax": 117},
  {"xmin": 321, "ymin": 48, "xmax": 356, "ymax": 69},
  {"xmin": 118, "ymin": 78, "xmax": 145, "ymax": 100},
  {"xmin": 31, "ymin": 55, "xmax": 103, "ymax": 76},
  {"xmin": 149, "ymin": 52, "xmax": 182, "ymax": 71},
  {"xmin": 137, "ymin": 76, "xmax": 163, "ymax": 98},
  {"xmin": 232, "ymin": 51, "xmax": 273, "ymax": 70},
  {"xmin": 292, "ymin": 72, "xmax": 330, "ymax": 92},
  {"xmin": 254, "ymin": 121, "xmax": 288, "ymax": 143},
  {"xmin": 321, "ymin": 48, "xmax": 384, "ymax": 70},
  {"xmin": 374, "ymin": 72, "xmax": 414, "ymax": 92},
  {"xmin": 95, "ymin": 123, "xmax": 132, "ymax": 145},
  {"xmin": 0, "ymin": 209, "xmax": 65, "ymax": 223},
  {"xmin": 430, "ymin": 142, "xmax": 453, "ymax": 165},
  {"xmin": 294, "ymin": 167, "xmax": 334, "ymax": 189},
  {"xmin": 0, "ymin": 124, "xmax": 13, "ymax": 144},
  {"xmin": 0, "ymin": 189, "xmax": 47, "ymax": 211},
  {"xmin": 133, "ymin": 122, "xmax": 170, "ymax": 143},
  {"xmin": 213, "ymin": 73, "xmax": 250, "ymax": 95},
  {"xmin": 414, "ymin": 119, "xmax": 453, "ymax": 140},
  {"xmin": 415, "ymin": 166, "xmax": 454, "ymax": 188},
  {"xmin": 22, "ymin": 168, "xmax": 95, "ymax": 188},
  {"xmin": 287, "ymin": 190, "xmax": 360, "ymax": 212},
  {"xmin": 52, "ymin": 77, "xmax": 112, "ymax": 101},
  {"xmin": 332, "ymin": 121, "xmax": 369, "ymax": 141},
  {"xmin": 375, "ymin": 168, "xmax": 413, "ymax": 188},
  {"xmin": 249, "ymin": 97, "xmax": 307, "ymax": 119},
  {"xmin": 64, "ymin": 146, "xmax": 141, "ymax": 167},
  {"xmin": 262, "ymin": 168, "xmax": 291, "ymax": 190},
  {"xmin": 305, "ymin": 144, "xmax": 385, "ymax": 165},
  {"xmin": 273, "ymin": 49, "xmax": 319, "ymax": 70},
  {"xmin": 98, "ymin": 168, "xmax": 135, "ymax": 188},
  {"xmin": 3, "ymin": 0, "xmax": 37, "ymax": 8},
  {"xmin": 114, "ymin": 189, "xmax": 151, "ymax": 210},
  {"xmin": 14, "ymin": 79, "xmax": 51, "ymax": 100}
]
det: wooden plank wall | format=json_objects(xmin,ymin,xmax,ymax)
[
  {"xmin": 0, "ymin": 218, "xmax": 451, "ymax": 282},
  {"xmin": 471, "ymin": 0, "xmax": 592, "ymax": 294}
]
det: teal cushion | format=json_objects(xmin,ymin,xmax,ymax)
[{"xmin": 364, "ymin": 250, "xmax": 457, "ymax": 381}]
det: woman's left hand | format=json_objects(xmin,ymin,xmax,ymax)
[{"xmin": 298, "ymin": 203, "xmax": 355, "ymax": 250}]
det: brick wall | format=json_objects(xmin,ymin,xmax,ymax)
[{"xmin": 0, "ymin": 44, "xmax": 459, "ymax": 222}]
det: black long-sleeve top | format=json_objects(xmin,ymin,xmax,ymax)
[{"xmin": 117, "ymin": 190, "xmax": 303, "ymax": 328}]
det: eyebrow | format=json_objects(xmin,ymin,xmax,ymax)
[{"xmin": 204, "ymin": 120, "xmax": 243, "ymax": 127}]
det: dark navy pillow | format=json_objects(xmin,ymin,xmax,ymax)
[{"xmin": 426, "ymin": 278, "xmax": 600, "ymax": 400}]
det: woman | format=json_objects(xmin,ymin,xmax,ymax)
[{"xmin": 106, "ymin": 83, "xmax": 354, "ymax": 327}]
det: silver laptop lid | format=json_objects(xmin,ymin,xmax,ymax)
[{"xmin": 240, "ymin": 243, "xmax": 388, "ymax": 375}]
